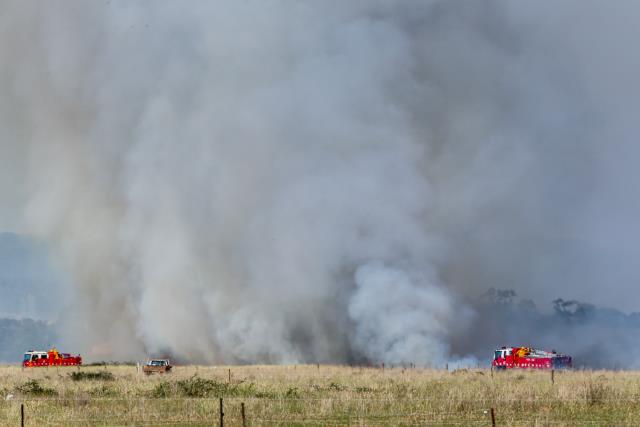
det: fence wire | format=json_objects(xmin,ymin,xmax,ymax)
[{"xmin": 2, "ymin": 397, "xmax": 639, "ymax": 425}]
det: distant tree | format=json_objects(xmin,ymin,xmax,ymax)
[
  {"xmin": 481, "ymin": 288, "xmax": 517, "ymax": 305},
  {"xmin": 552, "ymin": 299, "xmax": 595, "ymax": 320}
]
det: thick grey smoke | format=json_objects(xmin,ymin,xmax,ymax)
[
  {"xmin": 1, "ymin": 1, "xmax": 639, "ymax": 365},
  {"xmin": 349, "ymin": 262, "xmax": 470, "ymax": 366}
]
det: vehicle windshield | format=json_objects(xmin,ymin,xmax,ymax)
[
  {"xmin": 23, "ymin": 354, "xmax": 31, "ymax": 362},
  {"xmin": 494, "ymin": 350, "xmax": 502, "ymax": 360},
  {"xmin": 150, "ymin": 360, "xmax": 166, "ymax": 366}
]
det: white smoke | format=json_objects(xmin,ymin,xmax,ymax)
[
  {"xmin": 1, "ymin": 1, "xmax": 640, "ymax": 364},
  {"xmin": 349, "ymin": 262, "xmax": 466, "ymax": 366}
]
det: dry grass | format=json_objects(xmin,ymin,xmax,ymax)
[{"xmin": 0, "ymin": 364, "xmax": 639, "ymax": 425}]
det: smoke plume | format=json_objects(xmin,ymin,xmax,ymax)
[{"xmin": 1, "ymin": 1, "xmax": 640, "ymax": 365}]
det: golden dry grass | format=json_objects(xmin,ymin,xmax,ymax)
[{"xmin": 0, "ymin": 364, "xmax": 639, "ymax": 425}]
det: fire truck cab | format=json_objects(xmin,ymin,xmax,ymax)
[
  {"xmin": 494, "ymin": 348, "xmax": 512, "ymax": 361},
  {"xmin": 23, "ymin": 351, "xmax": 48, "ymax": 363}
]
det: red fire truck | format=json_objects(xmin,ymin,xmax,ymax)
[
  {"xmin": 492, "ymin": 346, "xmax": 572, "ymax": 370},
  {"xmin": 23, "ymin": 348, "xmax": 82, "ymax": 367}
]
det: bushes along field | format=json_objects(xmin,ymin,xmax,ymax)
[{"xmin": 0, "ymin": 364, "xmax": 639, "ymax": 425}]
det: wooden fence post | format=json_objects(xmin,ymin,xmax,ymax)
[
  {"xmin": 21, "ymin": 403, "xmax": 24, "ymax": 427},
  {"xmin": 228, "ymin": 369, "xmax": 231, "ymax": 383},
  {"xmin": 490, "ymin": 407, "xmax": 496, "ymax": 427},
  {"xmin": 219, "ymin": 397, "xmax": 224, "ymax": 427},
  {"xmin": 551, "ymin": 369, "xmax": 555, "ymax": 384},
  {"xmin": 241, "ymin": 402, "xmax": 247, "ymax": 427}
]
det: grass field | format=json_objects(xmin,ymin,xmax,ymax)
[{"xmin": 0, "ymin": 364, "xmax": 639, "ymax": 425}]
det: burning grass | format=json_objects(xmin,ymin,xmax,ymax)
[{"xmin": 0, "ymin": 365, "xmax": 639, "ymax": 425}]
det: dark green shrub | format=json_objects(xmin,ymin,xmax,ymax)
[
  {"xmin": 150, "ymin": 381, "xmax": 175, "ymax": 398},
  {"xmin": 70, "ymin": 371, "xmax": 115, "ymax": 381},
  {"xmin": 328, "ymin": 382, "xmax": 345, "ymax": 391},
  {"xmin": 88, "ymin": 384, "xmax": 118, "ymax": 397},
  {"xmin": 85, "ymin": 361, "xmax": 136, "ymax": 366},
  {"xmin": 177, "ymin": 376, "xmax": 229, "ymax": 397},
  {"xmin": 153, "ymin": 376, "xmax": 274, "ymax": 398},
  {"xmin": 16, "ymin": 380, "xmax": 57, "ymax": 396},
  {"xmin": 284, "ymin": 387, "xmax": 300, "ymax": 398}
]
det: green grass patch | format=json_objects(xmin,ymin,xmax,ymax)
[
  {"xmin": 69, "ymin": 371, "xmax": 115, "ymax": 381},
  {"xmin": 16, "ymin": 379, "xmax": 57, "ymax": 396}
]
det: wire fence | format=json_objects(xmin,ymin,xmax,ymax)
[
  {"xmin": 6, "ymin": 396, "xmax": 640, "ymax": 402},
  {"xmin": 2, "ymin": 397, "xmax": 640, "ymax": 426}
]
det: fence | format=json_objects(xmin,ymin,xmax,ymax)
[
  {"xmin": 3, "ymin": 399, "xmax": 496, "ymax": 426},
  {"xmin": 2, "ymin": 397, "xmax": 639, "ymax": 426}
]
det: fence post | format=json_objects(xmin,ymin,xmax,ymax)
[
  {"xmin": 241, "ymin": 402, "xmax": 246, "ymax": 427},
  {"xmin": 551, "ymin": 369, "xmax": 555, "ymax": 384},
  {"xmin": 219, "ymin": 397, "xmax": 224, "ymax": 427},
  {"xmin": 490, "ymin": 407, "xmax": 496, "ymax": 427},
  {"xmin": 21, "ymin": 403, "xmax": 24, "ymax": 427},
  {"xmin": 228, "ymin": 369, "xmax": 231, "ymax": 383}
]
